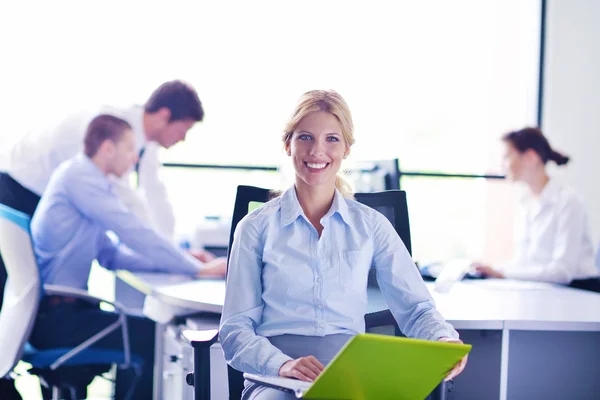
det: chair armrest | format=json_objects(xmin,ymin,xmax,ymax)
[
  {"xmin": 182, "ymin": 329, "xmax": 218, "ymax": 398},
  {"xmin": 182, "ymin": 329, "xmax": 219, "ymax": 349},
  {"xmin": 43, "ymin": 284, "xmax": 130, "ymax": 314},
  {"xmin": 427, "ymin": 380, "xmax": 450, "ymax": 400},
  {"xmin": 44, "ymin": 284, "xmax": 135, "ymax": 370}
]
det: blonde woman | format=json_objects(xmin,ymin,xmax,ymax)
[{"xmin": 219, "ymin": 90, "xmax": 467, "ymax": 399}]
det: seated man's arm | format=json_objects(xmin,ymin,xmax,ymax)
[
  {"xmin": 68, "ymin": 170, "xmax": 202, "ymax": 275},
  {"xmin": 97, "ymin": 232, "xmax": 158, "ymax": 272}
]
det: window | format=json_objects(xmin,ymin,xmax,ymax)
[
  {"xmin": 401, "ymin": 176, "xmax": 517, "ymax": 265},
  {"xmin": 0, "ymin": 0, "xmax": 541, "ymax": 263}
]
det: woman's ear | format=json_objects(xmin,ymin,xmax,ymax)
[{"xmin": 524, "ymin": 148, "xmax": 542, "ymax": 164}]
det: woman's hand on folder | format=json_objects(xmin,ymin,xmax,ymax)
[
  {"xmin": 437, "ymin": 338, "xmax": 468, "ymax": 381},
  {"xmin": 278, "ymin": 356, "xmax": 325, "ymax": 382}
]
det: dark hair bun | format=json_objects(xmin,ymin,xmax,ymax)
[{"xmin": 551, "ymin": 150, "xmax": 570, "ymax": 166}]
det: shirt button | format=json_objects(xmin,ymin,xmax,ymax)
[
  {"xmin": 317, "ymin": 304, "xmax": 323, "ymax": 309},
  {"xmin": 316, "ymin": 277, "xmax": 322, "ymax": 283}
]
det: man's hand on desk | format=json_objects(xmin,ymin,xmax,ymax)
[
  {"xmin": 189, "ymin": 249, "xmax": 217, "ymax": 263},
  {"xmin": 437, "ymin": 337, "xmax": 468, "ymax": 381},
  {"xmin": 197, "ymin": 257, "xmax": 227, "ymax": 278},
  {"xmin": 472, "ymin": 263, "xmax": 505, "ymax": 279}
]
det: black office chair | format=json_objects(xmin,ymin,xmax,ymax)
[
  {"xmin": 187, "ymin": 185, "xmax": 450, "ymax": 399},
  {"xmin": 353, "ymin": 191, "xmax": 450, "ymax": 400},
  {"xmin": 354, "ymin": 190, "xmax": 411, "ymax": 334},
  {"xmin": 223, "ymin": 186, "xmax": 274, "ymax": 399},
  {"xmin": 184, "ymin": 186, "xmax": 274, "ymax": 400}
]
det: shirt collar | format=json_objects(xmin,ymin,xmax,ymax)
[
  {"xmin": 279, "ymin": 186, "xmax": 353, "ymax": 228},
  {"xmin": 520, "ymin": 178, "xmax": 561, "ymax": 208},
  {"xmin": 539, "ymin": 178, "xmax": 561, "ymax": 205},
  {"xmin": 74, "ymin": 153, "xmax": 113, "ymax": 189},
  {"xmin": 328, "ymin": 188, "xmax": 353, "ymax": 227},
  {"xmin": 129, "ymin": 105, "xmax": 147, "ymax": 152}
]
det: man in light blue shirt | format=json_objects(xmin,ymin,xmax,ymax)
[
  {"xmin": 29, "ymin": 114, "xmax": 225, "ymax": 399},
  {"xmin": 31, "ymin": 116, "xmax": 226, "ymax": 287}
]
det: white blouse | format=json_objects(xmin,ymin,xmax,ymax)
[{"xmin": 498, "ymin": 179, "xmax": 598, "ymax": 284}]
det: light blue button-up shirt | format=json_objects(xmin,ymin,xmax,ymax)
[
  {"xmin": 31, "ymin": 153, "xmax": 202, "ymax": 289},
  {"xmin": 220, "ymin": 187, "xmax": 458, "ymax": 376}
]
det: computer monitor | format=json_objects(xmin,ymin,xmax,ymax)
[{"xmin": 347, "ymin": 158, "xmax": 401, "ymax": 192}]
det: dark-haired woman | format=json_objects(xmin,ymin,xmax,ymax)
[{"xmin": 474, "ymin": 127, "xmax": 600, "ymax": 292}]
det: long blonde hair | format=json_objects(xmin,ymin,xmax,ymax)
[{"xmin": 282, "ymin": 90, "xmax": 355, "ymax": 198}]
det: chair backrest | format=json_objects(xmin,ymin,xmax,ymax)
[
  {"xmin": 226, "ymin": 185, "xmax": 273, "ymax": 269},
  {"xmin": 354, "ymin": 190, "xmax": 411, "ymax": 255},
  {"xmin": 0, "ymin": 204, "xmax": 41, "ymax": 378},
  {"xmin": 225, "ymin": 186, "xmax": 272, "ymax": 398},
  {"xmin": 224, "ymin": 186, "xmax": 413, "ymax": 399},
  {"xmin": 355, "ymin": 190, "xmax": 413, "ymax": 288},
  {"xmin": 226, "ymin": 186, "xmax": 412, "ymax": 258}
]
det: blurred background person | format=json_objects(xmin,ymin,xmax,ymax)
[{"xmin": 473, "ymin": 127, "xmax": 600, "ymax": 292}]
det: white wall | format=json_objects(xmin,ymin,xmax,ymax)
[{"xmin": 543, "ymin": 0, "xmax": 600, "ymax": 244}]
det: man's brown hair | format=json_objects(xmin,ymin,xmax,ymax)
[
  {"xmin": 144, "ymin": 80, "xmax": 204, "ymax": 122},
  {"xmin": 84, "ymin": 114, "xmax": 132, "ymax": 157}
]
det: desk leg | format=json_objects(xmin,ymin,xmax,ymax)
[
  {"xmin": 499, "ymin": 327, "xmax": 509, "ymax": 400},
  {"xmin": 153, "ymin": 323, "xmax": 166, "ymax": 400}
]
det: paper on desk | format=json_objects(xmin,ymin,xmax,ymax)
[
  {"xmin": 477, "ymin": 279, "xmax": 556, "ymax": 291},
  {"xmin": 434, "ymin": 259, "xmax": 472, "ymax": 293}
]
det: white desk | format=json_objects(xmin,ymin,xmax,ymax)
[
  {"xmin": 117, "ymin": 272, "xmax": 600, "ymax": 330},
  {"xmin": 115, "ymin": 273, "xmax": 600, "ymax": 400},
  {"xmin": 370, "ymin": 279, "xmax": 600, "ymax": 331},
  {"xmin": 116, "ymin": 271, "xmax": 225, "ymax": 317}
]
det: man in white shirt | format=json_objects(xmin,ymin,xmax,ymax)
[{"xmin": 3, "ymin": 80, "xmax": 203, "ymax": 236}]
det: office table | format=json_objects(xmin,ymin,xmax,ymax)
[{"xmin": 115, "ymin": 272, "xmax": 600, "ymax": 400}]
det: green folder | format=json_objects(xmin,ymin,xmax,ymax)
[{"xmin": 246, "ymin": 333, "xmax": 471, "ymax": 399}]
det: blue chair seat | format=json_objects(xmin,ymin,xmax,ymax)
[{"xmin": 22, "ymin": 345, "xmax": 143, "ymax": 369}]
